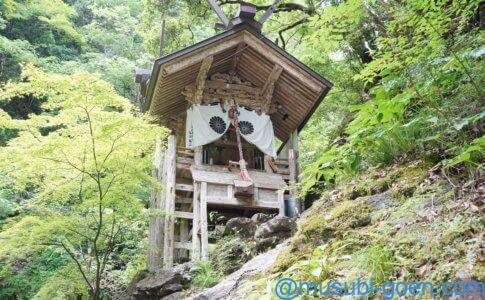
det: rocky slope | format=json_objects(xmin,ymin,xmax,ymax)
[
  {"xmin": 127, "ymin": 160, "xmax": 483, "ymax": 299},
  {"xmin": 219, "ymin": 160, "xmax": 484, "ymax": 298}
]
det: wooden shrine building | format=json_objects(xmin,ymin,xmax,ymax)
[{"xmin": 138, "ymin": 3, "xmax": 333, "ymax": 270}]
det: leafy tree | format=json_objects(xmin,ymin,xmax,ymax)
[{"xmin": 0, "ymin": 65, "xmax": 167, "ymax": 298}]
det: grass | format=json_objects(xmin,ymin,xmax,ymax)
[
  {"xmin": 355, "ymin": 243, "xmax": 397, "ymax": 284},
  {"xmin": 191, "ymin": 261, "xmax": 221, "ymax": 288}
]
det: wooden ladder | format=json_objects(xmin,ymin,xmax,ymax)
[{"xmin": 162, "ymin": 138, "xmax": 207, "ymax": 269}]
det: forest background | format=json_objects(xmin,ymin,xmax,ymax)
[{"xmin": 0, "ymin": 0, "xmax": 483, "ymax": 298}]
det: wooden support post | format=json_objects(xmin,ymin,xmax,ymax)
[
  {"xmin": 194, "ymin": 146, "xmax": 203, "ymax": 166},
  {"xmin": 193, "ymin": 57, "xmax": 214, "ymax": 104},
  {"xmin": 277, "ymin": 190, "xmax": 285, "ymax": 217},
  {"xmin": 147, "ymin": 136, "xmax": 165, "ymax": 271},
  {"xmin": 288, "ymin": 149, "xmax": 299, "ymax": 213},
  {"xmin": 200, "ymin": 182, "xmax": 209, "ymax": 261},
  {"xmin": 192, "ymin": 182, "xmax": 201, "ymax": 260},
  {"xmin": 179, "ymin": 203, "xmax": 189, "ymax": 259},
  {"xmin": 261, "ymin": 64, "xmax": 283, "ymax": 113},
  {"xmin": 264, "ymin": 155, "xmax": 272, "ymax": 173},
  {"xmin": 163, "ymin": 135, "xmax": 177, "ymax": 269},
  {"xmin": 227, "ymin": 184, "xmax": 234, "ymax": 200},
  {"xmin": 289, "ymin": 129, "xmax": 302, "ymax": 212}
]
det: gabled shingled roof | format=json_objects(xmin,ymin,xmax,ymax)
[{"xmin": 144, "ymin": 23, "xmax": 333, "ymax": 144}]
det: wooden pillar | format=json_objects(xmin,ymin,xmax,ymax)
[
  {"xmin": 288, "ymin": 128, "xmax": 302, "ymax": 213},
  {"xmin": 163, "ymin": 135, "xmax": 177, "ymax": 269},
  {"xmin": 277, "ymin": 190, "xmax": 285, "ymax": 216},
  {"xmin": 264, "ymin": 155, "xmax": 272, "ymax": 173},
  {"xmin": 194, "ymin": 146, "xmax": 203, "ymax": 166},
  {"xmin": 192, "ymin": 182, "xmax": 201, "ymax": 260},
  {"xmin": 200, "ymin": 181, "xmax": 209, "ymax": 261},
  {"xmin": 179, "ymin": 203, "xmax": 189, "ymax": 259},
  {"xmin": 147, "ymin": 136, "xmax": 165, "ymax": 271},
  {"xmin": 288, "ymin": 149, "xmax": 298, "ymax": 198}
]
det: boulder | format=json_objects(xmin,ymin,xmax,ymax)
[
  {"xmin": 133, "ymin": 269, "xmax": 183, "ymax": 299},
  {"xmin": 254, "ymin": 216, "xmax": 296, "ymax": 239},
  {"xmin": 251, "ymin": 213, "xmax": 273, "ymax": 224},
  {"xmin": 212, "ymin": 237, "xmax": 256, "ymax": 275},
  {"xmin": 365, "ymin": 193, "xmax": 397, "ymax": 210},
  {"xmin": 162, "ymin": 291, "xmax": 184, "ymax": 300},
  {"xmin": 223, "ymin": 217, "xmax": 257, "ymax": 237},
  {"xmin": 214, "ymin": 224, "xmax": 225, "ymax": 236},
  {"xmin": 255, "ymin": 231, "xmax": 293, "ymax": 252},
  {"xmin": 350, "ymin": 215, "xmax": 372, "ymax": 228},
  {"xmin": 172, "ymin": 261, "xmax": 196, "ymax": 284}
]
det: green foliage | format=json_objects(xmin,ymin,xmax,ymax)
[
  {"xmin": 300, "ymin": 0, "xmax": 484, "ymax": 194},
  {"xmin": 191, "ymin": 261, "xmax": 221, "ymax": 288},
  {"xmin": 0, "ymin": 248, "xmax": 70, "ymax": 299},
  {"xmin": 0, "ymin": 0, "xmax": 483, "ymax": 297},
  {"xmin": 444, "ymin": 136, "xmax": 484, "ymax": 169},
  {"xmin": 32, "ymin": 263, "xmax": 89, "ymax": 299},
  {"xmin": 0, "ymin": 65, "xmax": 167, "ymax": 298},
  {"xmin": 355, "ymin": 243, "xmax": 397, "ymax": 284}
]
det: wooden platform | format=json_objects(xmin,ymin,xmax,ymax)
[{"xmin": 190, "ymin": 164, "xmax": 285, "ymax": 210}]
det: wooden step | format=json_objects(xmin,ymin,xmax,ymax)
[
  {"xmin": 174, "ymin": 211, "xmax": 194, "ymax": 219},
  {"xmin": 177, "ymin": 150, "xmax": 194, "ymax": 157},
  {"xmin": 174, "ymin": 241, "xmax": 192, "ymax": 250},
  {"xmin": 175, "ymin": 183, "xmax": 194, "ymax": 191},
  {"xmin": 177, "ymin": 157, "xmax": 194, "ymax": 164},
  {"xmin": 175, "ymin": 197, "xmax": 193, "ymax": 204},
  {"xmin": 176, "ymin": 163, "xmax": 191, "ymax": 171}
]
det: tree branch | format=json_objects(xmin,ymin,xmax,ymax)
[
  {"xmin": 218, "ymin": 0, "xmax": 315, "ymax": 15},
  {"xmin": 278, "ymin": 18, "xmax": 309, "ymax": 49}
]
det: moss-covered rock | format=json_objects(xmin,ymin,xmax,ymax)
[{"xmin": 239, "ymin": 160, "xmax": 483, "ymax": 299}]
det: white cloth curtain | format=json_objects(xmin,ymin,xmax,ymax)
[
  {"xmin": 237, "ymin": 107, "xmax": 276, "ymax": 157},
  {"xmin": 186, "ymin": 104, "xmax": 230, "ymax": 149},
  {"xmin": 185, "ymin": 104, "xmax": 276, "ymax": 157}
]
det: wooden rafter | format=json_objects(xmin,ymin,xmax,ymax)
[
  {"xmin": 194, "ymin": 56, "xmax": 214, "ymax": 104},
  {"xmin": 261, "ymin": 64, "xmax": 283, "ymax": 112},
  {"xmin": 231, "ymin": 42, "xmax": 246, "ymax": 72},
  {"xmin": 208, "ymin": 0, "xmax": 230, "ymax": 28}
]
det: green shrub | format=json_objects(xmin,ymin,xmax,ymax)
[
  {"xmin": 355, "ymin": 243, "xmax": 397, "ymax": 284},
  {"xmin": 191, "ymin": 261, "xmax": 221, "ymax": 288}
]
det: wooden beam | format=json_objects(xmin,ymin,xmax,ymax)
[
  {"xmin": 160, "ymin": 36, "xmax": 243, "ymax": 77},
  {"xmin": 174, "ymin": 211, "xmax": 194, "ymax": 219},
  {"xmin": 174, "ymin": 241, "xmax": 192, "ymax": 250},
  {"xmin": 242, "ymin": 32, "xmax": 323, "ymax": 93},
  {"xmin": 194, "ymin": 56, "xmax": 214, "ymax": 104},
  {"xmin": 208, "ymin": 0, "xmax": 230, "ymax": 28},
  {"xmin": 175, "ymin": 197, "xmax": 193, "ymax": 204},
  {"xmin": 175, "ymin": 183, "xmax": 194, "ymax": 192},
  {"xmin": 261, "ymin": 64, "xmax": 283, "ymax": 113}
]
